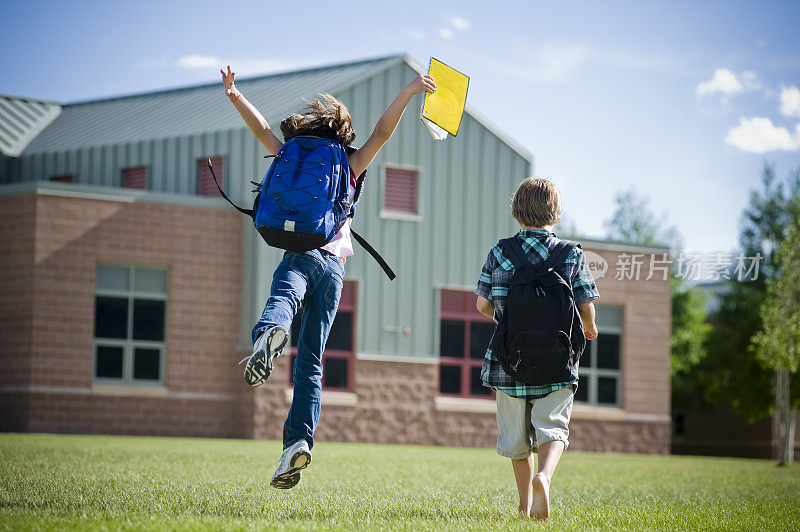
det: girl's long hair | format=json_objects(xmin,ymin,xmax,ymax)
[{"xmin": 280, "ymin": 93, "xmax": 356, "ymax": 146}]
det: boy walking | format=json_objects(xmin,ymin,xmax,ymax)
[{"xmin": 475, "ymin": 177, "xmax": 599, "ymax": 519}]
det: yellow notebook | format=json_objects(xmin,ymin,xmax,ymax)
[{"xmin": 420, "ymin": 58, "xmax": 469, "ymax": 138}]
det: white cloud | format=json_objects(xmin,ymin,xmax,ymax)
[
  {"xmin": 438, "ymin": 27, "xmax": 454, "ymax": 39},
  {"xmin": 741, "ymin": 70, "xmax": 762, "ymax": 91},
  {"xmin": 696, "ymin": 68, "xmax": 743, "ymax": 97},
  {"xmin": 780, "ymin": 86, "xmax": 800, "ymax": 118},
  {"xmin": 725, "ymin": 117, "xmax": 800, "ymax": 153},
  {"xmin": 177, "ymin": 54, "xmax": 220, "ymax": 69},
  {"xmin": 450, "ymin": 16, "xmax": 472, "ymax": 30},
  {"xmin": 407, "ymin": 29, "xmax": 426, "ymax": 41}
]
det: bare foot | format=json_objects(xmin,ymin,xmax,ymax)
[
  {"xmin": 531, "ymin": 473, "xmax": 550, "ymax": 519},
  {"xmin": 518, "ymin": 496, "xmax": 532, "ymax": 518}
]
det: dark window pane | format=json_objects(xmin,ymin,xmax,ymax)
[
  {"xmin": 324, "ymin": 357, "xmax": 348, "ymax": 389},
  {"xmin": 598, "ymin": 376, "xmax": 617, "ymax": 405},
  {"xmin": 582, "ymin": 345, "xmax": 594, "ymax": 368},
  {"xmin": 575, "ymin": 375, "xmax": 588, "ymax": 402},
  {"xmin": 96, "ymin": 346, "xmax": 123, "ymax": 378},
  {"xmin": 673, "ymin": 413, "xmax": 685, "ymax": 436},
  {"xmin": 133, "ymin": 348, "xmax": 160, "ymax": 380},
  {"xmin": 133, "ymin": 299, "xmax": 165, "ymax": 341},
  {"xmin": 95, "ymin": 297, "xmax": 128, "ymax": 339},
  {"xmin": 291, "ymin": 309, "xmax": 353, "ymax": 352},
  {"xmin": 326, "ymin": 312, "xmax": 353, "ymax": 351},
  {"xmin": 290, "ymin": 312, "xmax": 302, "ymax": 347},
  {"xmin": 469, "ymin": 322, "xmax": 494, "ymax": 359},
  {"xmin": 597, "ymin": 334, "xmax": 620, "ymax": 369},
  {"xmin": 440, "ymin": 320, "xmax": 465, "ymax": 358},
  {"xmin": 440, "ymin": 364, "xmax": 461, "ymax": 394},
  {"xmin": 470, "ymin": 366, "xmax": 491, "ymax": 396}
]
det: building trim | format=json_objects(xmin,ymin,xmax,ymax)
[
  {"xmin": 0, "ymin": 181, "xmax": 232, "ymax": 209},
  {"xmin": 0, "ymin": 385, "xmax": 235, "ymax": 402},
  {"xmin": 284, "ymin": 388, "xmax": 357, "ymax": 406},
  {"xmin": 435, "ymin": 396, "xmax": 495, "ymax": 414},
  {"xmin": 572, "ymin": 404, "xmax": 669, "ymax": 423},
  {"xmin": 580, "ymin": 239, "xmax": 670, "ymax": 254},
  {"xmin": 356, "ymin": 352, "xmax": 439, "ymax": 365}
]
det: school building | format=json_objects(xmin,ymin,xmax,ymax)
[{"xmin": 0, "ymin": 55, "xmax": 672, "ymax": 453}]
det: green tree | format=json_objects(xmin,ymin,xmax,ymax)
[
  {"xmin": 604, "ymin": 187, "xmax": 683, "ymax": 251},
  {"xmin": 671, "ymin": 278, "xmax": 712, "ymax": 411},
  {"xmin": 697, "ymin": 164, "xmax": 800, "ymax": 428},
  {"xmin": 750, "ymin": 219, "xmax": 800, "ymax": 465}
]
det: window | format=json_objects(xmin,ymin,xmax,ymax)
[
  {"xmin": 122, "ymin": 166, "xmax": 147, "ymax": 189},
  {"xmin": 288, "ymin": 280, "xmax": 356, "ymax": 391},
  {"xmin": 439, "ymin": 289, "xmax": 495, "ymax": 398},
  {"xmin": 382, "ymin": 166, "xmax": 419, "ymax": 217},
  {"xmin": 574, "ymin": 305, "xmax": 622, "ymax": 407},
  {"xmin": 49, "ymin": 174, "xmax": 73, "ymax": 183},
  {"xmin": 94, "ymin": 265, "xmax": 167, "ymax": 384},
  {"xmin": 197, "ymin": 157, "xmax": 223, "ymax": 197}
]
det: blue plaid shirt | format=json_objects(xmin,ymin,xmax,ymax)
[{"xmin": 475, "ymin": 229, "xmax": 600, "ymax": 400}]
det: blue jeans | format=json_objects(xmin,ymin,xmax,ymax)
[{"xmin": 252, "ymin": 249, "xmax": 344, "ymax": 450}]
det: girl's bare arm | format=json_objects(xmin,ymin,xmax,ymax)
[
  {"xmin": 221, "ymin": 66, "xmax": 282, "ymax": 155},
  {"xmin": 348, "ymin": 74, "xmax": 436, "ymax": 177}
]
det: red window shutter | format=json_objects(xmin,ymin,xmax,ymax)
[
  {"xmin": 49, "ymin": 174, "xmax": 73, "ymax": 183},
  {"xmin": 384, "ymin": 167, "xmax": 418, "ymax": 214},
  {"xmin": 198, "ymin": 157, "xmax": 223, "ymax": 197},
  {"xmin": 122, "ymin": 166, "xmax": 147, "ymax": 189}
]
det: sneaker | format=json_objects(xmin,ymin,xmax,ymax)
[
  {"xmin": 270, "ymin": 440, "xmax": 312, "ymax": 490},
  {"xmin": 239, "ymin": 326, "xmax": 288, "ymax": 387}
]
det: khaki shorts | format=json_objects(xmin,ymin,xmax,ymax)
[{"xmin": 495, "ymin": 386, "xmax": 574, "ymax": 460}]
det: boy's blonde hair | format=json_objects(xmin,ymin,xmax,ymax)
[
  {"xmin": 280, "ymin": 93, "xmax": 356, "ymax": 146},
  {"xmin": 511, "ymin": 177, "xmax": 563, "ymax": 228}
]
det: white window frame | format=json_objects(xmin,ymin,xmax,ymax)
[
  {"xmin": 379, "ymin": 163, "xmax": 423, "ymax": 222},
  {"xmin": 575, "ymin": 305, "xmax": 623, "ymax": 408},
  {"xmin": 93, "ymin": 264, "xmax": 168, "ymax": 385}
]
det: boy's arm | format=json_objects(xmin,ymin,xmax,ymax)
[
  {"xmin": 577, "ymin": 301, "xmax": 598, "ymax": 340},
  {"xmin": 348, "ymin": 74, "xmax": 436, "ymax": 177},
  {"xmin": 221, "ymin": 66, "xmax": 282, "ymax": 155},
  {"xmin": 476, "ymin": 296, "xmax": 494, "ymax": 319}
]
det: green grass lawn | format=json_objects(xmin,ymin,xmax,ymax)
[{"xmin": 1, "ymin": 434, "xmax": 798, "ymax": 531}]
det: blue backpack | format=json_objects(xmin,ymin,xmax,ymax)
[{"xmin": 210, "ymin": 136, "xmax": 395, "ymax": 279}]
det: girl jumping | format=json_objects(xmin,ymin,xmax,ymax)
[{"xmin": 221, "ymin": 64, "xmax": 436, "ymax": 489}]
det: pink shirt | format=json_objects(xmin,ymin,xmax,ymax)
[{"xmin": 320, "ymin": 168, "xmax": 358, "ymax": 260}]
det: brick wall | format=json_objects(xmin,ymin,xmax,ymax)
[
  {"xmin": 0, "ymin": 195, "xmax": 36, "ymax": 430},
  {"xmin": 0, "ymin": 191, "xmax": 243, "ymax": 437},
  {"xmin": 588, "ymin": 246, "xmax": 672, "ymax": 418},
  {"xmin": 2, "ymin": 191, "xmax": 671, "ymax": 453},
  {"xmin": 245, "ymin": 357, "xmax": 670, "ymax": 454}
]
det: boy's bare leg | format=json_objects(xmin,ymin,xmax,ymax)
[
  {"xmin": 511, "ymin": 455, "xmax": 535, "ymax": 516},
  {"xmin": 531, "ymin": 440, "xmax": 565, "ymax": 519}
]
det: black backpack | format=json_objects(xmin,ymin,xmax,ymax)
[{"xmin": 491, "ymin": 237, "xmax": 587, "ymax": 386}]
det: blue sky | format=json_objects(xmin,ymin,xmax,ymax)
[{"xmin": 3, "ymin": 0, "xmax": 799, "ymax": 254}]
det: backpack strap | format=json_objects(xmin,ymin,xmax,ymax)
[
  {"xmin": 351, "ymin": 228, "xmax": 396, "ymax": 280},
  {"xmin": 544, "ymin": 240, "xmax": 579, "ymax": 270},
  {"xmin": 498, "ymin": 236, "xmax": 531, "ymax": 269},
  {"xmin": 207, "ymin": 159, "xmax": 253, "ymax": 217}
]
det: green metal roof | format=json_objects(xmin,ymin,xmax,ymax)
[
  {"xmin": 21, "ymin": 55, "xmax": 407, "ymax": 155},
  {"xmin": 0, "ymin": 95, "xmax": 62, "ymax": 156}
]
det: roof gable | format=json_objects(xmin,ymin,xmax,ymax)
[
  {"xmin": 15, "ymin": 54, "xmax": 530, "ymax": 162},
  {"xmin": 0, "ymin": 95, "xmax": 62, "ymax": 156},
  {"xmin": 22, "ymin": 55, "xmax": 405, "ymax": 155}
]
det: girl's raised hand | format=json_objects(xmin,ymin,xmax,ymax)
[
  {"xmin": 405, "ymin": 74, "xmax": 437, "ymax": 95},
  {"xmin": 220, "ymin": 65, "xmax": 239, "ymax": 99}
]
